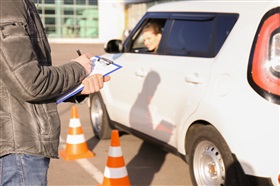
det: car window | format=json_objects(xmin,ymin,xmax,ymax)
[
  {"xmin": 131, "ymin": 19, "xmax": 166, "ymax": 54},
  {"xmin": 132, "ymin": 32, "xmax": 145, "ymax": 51},
  {"xmin": 165, "ymin": 19, "xmax": 214, "ymax": 57},
  {"xmin": 216, "ymin": 14, "xmax": 239, "ymax": 53},
  {"xmin": 127, "ymin": 14, "xmax": 238, "ymax": 57},
  {"xmin": 163, "ymin": 14, "xmax": 238, "ymax": 57}
]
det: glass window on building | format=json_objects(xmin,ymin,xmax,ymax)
[{"xmin": 33, "ymin": 0, "xmax": 98, "ymax": 38}]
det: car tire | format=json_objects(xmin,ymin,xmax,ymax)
[
  {"xmin": 188, "ymin": 124, "xmax": 239, "ymax": 186},
  {"xmin": 89, "ymin": 92, "xmax": 111, "ymax": 139}
]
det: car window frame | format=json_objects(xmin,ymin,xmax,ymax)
[{"xmin": 123, "ymin": 12, "xmax": 239, "ymax": 58}]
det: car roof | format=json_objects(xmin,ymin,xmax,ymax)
[{"xmin": 147, "ymin": 0, "xmax": 279, "ymax": 15}]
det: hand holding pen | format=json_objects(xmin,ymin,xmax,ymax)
[
  {"xmin": 70, "ymin": 49, "xmax": 92, "ymax": 75},
  {"xmin": 74, "ymin": 49, "xmax": 111, "ymax": 94}
]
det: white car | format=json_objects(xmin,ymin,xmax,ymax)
[{"xmin": 89, "ymin": 1, "xmax": 280, "ymax": 185}]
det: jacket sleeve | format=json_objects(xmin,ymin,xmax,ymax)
[{"xmin": 0, "ymin": 21, "xmax": 87, "ymax": 102}]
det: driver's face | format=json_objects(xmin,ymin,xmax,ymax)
[{"xmin": 142, "ymin": 30, "xmax": 161, "ymax": 51}]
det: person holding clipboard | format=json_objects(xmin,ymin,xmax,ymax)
[{"xmin": 0, "ymin": 1, "xmax": 110, "ymax": 185}]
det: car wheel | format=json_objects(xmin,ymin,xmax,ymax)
[
  {"xmin": 89, "ymin": 92, "xmax": 111, "ymax": 139},
  {"xmin": 188, "ymin": 124, "xmax": 238, "ymax": 186}
]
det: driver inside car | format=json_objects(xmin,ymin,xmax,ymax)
[{"xmin": 141, "ymin": 22, "xmax": 162, "ymax": 53}]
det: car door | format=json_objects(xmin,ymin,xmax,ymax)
[
  {"xmin": 148, "ymin": 56, "xmax": 213, "ymax": 147},
  {"xmin": 147, "ymin": 14, "xmax": 238, "ymax": 146},
  {"xmin": 101, "ymin": 52, "xmax": 151, "ymax": 133},
  {"xmin": 102, "ymin": 17, "xmax": 169, "ymax": 136}
]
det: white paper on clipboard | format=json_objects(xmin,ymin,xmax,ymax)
[{"xmin": 56, "ymin": 56, "xmax": 122, "ymax": 104}]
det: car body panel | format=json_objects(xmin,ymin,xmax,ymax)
[{"xmin": 97, "ymin": 1, "xmax": 280, "ymax": 185}]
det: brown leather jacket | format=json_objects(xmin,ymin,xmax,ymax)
[{"xmin": 0, "ymin": 0, "xmax": 87, "ymax": 158}]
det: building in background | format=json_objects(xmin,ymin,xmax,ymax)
[{"xmin": 34, "ymin": 0, "xmax": 179, "ymax": 43}]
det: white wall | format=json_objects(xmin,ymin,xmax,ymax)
[{"xmin": 98, "ymin": 0, "xmax": 126, "ymax": 43}]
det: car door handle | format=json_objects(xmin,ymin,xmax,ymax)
[
  {"xmin": 135, "ymin": 68, "xmax": 147, "ymax": 77},
  {"xmin": 185, "ymin": 74, "xmax": 203, "ymax": 84}
]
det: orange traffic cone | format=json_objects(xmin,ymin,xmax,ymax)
[
  {"xmin": 100, "ymin": 130, "xmax": 131, "ymax": 186},
  {"xmin": 59, "ymin": 105, "xmax": 94, "ymax": 160}
]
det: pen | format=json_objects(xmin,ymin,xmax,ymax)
[{"xmin": 76, "ymin": 49, "xmax": 81, "ymax": 56}]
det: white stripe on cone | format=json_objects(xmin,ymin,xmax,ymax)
[
  {"xmin": 104, "ymin": 166, "xmax": 128, "ymax": 179},
  {"xmin": 66, "ymin": 134, "xmax": 85, "ymax": 144},
  {"xmin": 69, "ymin": 118, "xmax": 81, "ymax": 128},
  {"xmin": 108, "ymin": 146, "xmax": 123, "ymax": 157}
]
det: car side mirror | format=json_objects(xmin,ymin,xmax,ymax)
[{"xmin": 104, "ymin": 39, "xmax": 123, "ymax": 53}]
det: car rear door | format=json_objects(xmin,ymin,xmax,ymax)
[{"xmin": 147, "ymin": 13, "xmax": 238, "ymax": 146}]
